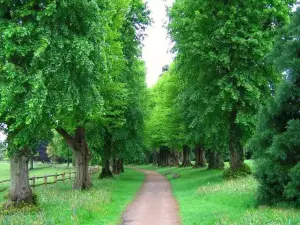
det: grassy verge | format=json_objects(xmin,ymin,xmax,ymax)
[
  {"xmin": 0, "ymin": 168, "xmax": 144, "ymax": 225},
  {"xmin": 138, "ymin": 163, "xmax": 300, "ymax": 225}
]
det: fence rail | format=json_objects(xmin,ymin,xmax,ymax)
[{"xmin": 0, "ymin": 166, "xmax": 100, "ymax": 192}]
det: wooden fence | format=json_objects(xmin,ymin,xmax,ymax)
[{"xmin": 0, "ymin": 166, "xmax": 100, "ymax": 192}]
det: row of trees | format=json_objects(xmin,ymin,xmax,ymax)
[
  {"xmin": 0, "ymin": 0, "xmax": 149, "ymax": 208},
  {"xmin": 144, "ymin": 0, "xmax": 299, "ymax": 205}
]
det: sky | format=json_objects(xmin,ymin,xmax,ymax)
[{"xmin": 142, "ymin": 0, "xmax": 174, "ymax": 87}]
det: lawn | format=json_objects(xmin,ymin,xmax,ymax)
[
  {"xmin": 139, "ymin": 162, "xmax": 300, "ymax": 225},
  {"xmin": 0, "ymin": 168, "xmax": 144, "ymax": 225},
  {"xmin": 0, "ymin": 161, "xmax": 75, "ymax": 192}
]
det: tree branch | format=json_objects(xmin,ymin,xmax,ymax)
[{"xmin": 55, "ymin": 128, "xmax": 75, "ymax": 149}]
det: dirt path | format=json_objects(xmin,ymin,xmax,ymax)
[{"xmin": 121, "ymin": 168, "xmax": 181, "ymax": 225}]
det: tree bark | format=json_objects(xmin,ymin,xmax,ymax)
[
  {"xmin": 208, "ymin": 151, "xmax": 224, "ymax": 169},
  {"xmin": 172, "ymin": 151, "xmax": 180, "ymax": 167},
  {"xmin": 194, "ymin": 146, "xmax": 206, "ymax": 168},
  {"xmin": 6, "ymin": 149, "xmax": 35, "ymax": 208},
  {"xmin": 181, "ymin": 145, "xmax": 192, "ymax": 167},
  {"xmin": 56, "ymin": 127, "xmax": 91, "ymax": 189},
  {"xmin": 117, "ymin": 159, "xmax": 124, "ymax": 173},
  {"xmin": 120, "ymin": 160, "xmax": 124, "ymax": 173},
  {"xmin": 112, "ymin": 157, "xmax": 120, "ymax": 174},
  {"xmin": 229, "ymin": 110, "xmax": 244, "ymax": 170},
  {"xmin": 99, "ymin": 129, "xmax": 113, "ymax": 179},
  {"xmin": 145, "ymin": 153, "xmax": 150, "ymax": 164},
  {"xmin": 152, "ymin": 151, "xmax": 158, "ymax": 166}
]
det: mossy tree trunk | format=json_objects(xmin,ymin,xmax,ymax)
[{"xmin": 6, "ymin": 149, "xmax": 36, "ymax": 208}]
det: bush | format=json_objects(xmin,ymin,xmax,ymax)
[{"xmin": 223, "ymin": 163, "xmax": 252, "ymax": 179}]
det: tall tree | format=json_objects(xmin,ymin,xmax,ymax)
[
  {"xmin": 168, "ymin": 0, "xmax": 295, "ymax": 172},
  {"xmin": 0, "ymin": 0, "xmax": 54, "ymax": 206},
  {"xmin": 250, "ymin": 9, "xmax": 300, "ymax": 205}
]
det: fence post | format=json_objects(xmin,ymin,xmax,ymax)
[
  {"xmin": 62, "ymin": 172, "xmax": 65, "ymax": 182},
  {"xmin": 54, "ymin": 174, "xmax": 57, "ymax": 183},
  {"xmin": 32, "ymin": 175, "xmax": 36, "ymax": 187},
  {"xmin": 44, "ymin": 176, "xmax": 47, "ymax": 186},
  {"xmin": 69, "ymin": 172, "xmax": 72, "ymax": 179}
]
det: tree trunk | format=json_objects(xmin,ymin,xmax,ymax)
[
  {"xmin": 172, "ymin": 151, "xmax": 180, "ymax": 167},
  {"xmin": 194, "ymin": 146, "xmax": 206, "ymax": 168},
  {"xmin": 208, "ymin": 151, "xmax": 224, "ymax": 169},
  {"xmin": 112, "ymin": 157, "xmax": 120, "ymax": 174},
  {"xmin": 229, "ymin": 110, "xmax": 244, "ymax": 170},
  {"xmin": 73, "ymin": 127, "xmax": 91, "ymax": 189},
  {"xmin": 152, "ymin": 151, "xmax": 158, "ymax": 166},
  {"xmin": 56, "ymin": 127, "xmax": 91, "ymax": 189},
  {"xmin": 179, "ymin": 151, "xmax": 183, "ymax": 164},
  {"xmin": 120, "ymin": 160, "xmax": 124, "ymax": 173},
  {"xmin": 145, "ymin": 153, "xmax": 150, "ymax": 164},
  {"xmin": 67, "ymin": 155, "xmax": 70, "ymax": 167},
  {"xmin": 29, "ymin": 158, "xmax": 34, "ymax": 170},
  {"xmin": 6, "ymin": 150, "xmax": 35, "ymax": 208},
  {"xmin": 117, "ymin": 159, "xmax": 124, "ymax": 173},
  {"xmin": 72, "ymin": 151, "xmax": 76, "ymax": 167},
  {"xmin": 181, "ymin": 145, "xmax": 192, "ymax": 167},
  {"xmin": 99, "ymin": 130, "xmax": 113, "ymax": 179}
]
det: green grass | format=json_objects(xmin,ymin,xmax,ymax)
[
  {"xmin": 138, "ymin": 162, "xmax": 300, "ymax": 225},
  {"xmin": 0, "ymin": 161, "xmax": 74, "ymax": 192},
  {"xmin": 0, "ymin": 168, "xmax": 144, "ymax": 225}
]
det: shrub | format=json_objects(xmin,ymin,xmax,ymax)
[{"xmin": 223, "ymin": 163, "xmax": 252, "ymax": 179}]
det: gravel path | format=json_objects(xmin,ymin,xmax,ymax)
[{"xmin": 121, "ymin": 168, "xmax": 181, "ymax": 225}]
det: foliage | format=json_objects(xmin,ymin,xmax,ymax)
[
  {"xmin": 47, "ymin": 132, "xmax": 72, "ymax": 163},
  {"xmin": 168, "ymin": 0, "xmax": 295, "ymax": 168},
  {"xmin": 249, "ymin": 9, "xmax": 300, "ymax": 205},
  {"xmin": 0, "ymin": 0, "xmax": 54, "ymax": 155},
  {"xmin": 98, "ymin": 0, "xmax": 150, "ymax": 165},
  {"xmin": 144, "ymin": 65, "xmax": 184, "ymax": 151}
]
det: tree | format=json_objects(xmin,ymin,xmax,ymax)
[
  {"xmin": 0, "ymin": 0, "xmax": 54, "ymax": 206},
  {"xmin": 168, "ymin": 0, "xmax": 295, "ymax": 173},
  {"xmin": 249, "ymin": 9, "xmax": 300, "ymax": 205},
  {"xmin": 38, "ymin": 0, "xmax": 114, "ymax": 189},
  {"xmin": 99, "ymin": 0, "xmax": 149, "ymax": 177},
  {"xmin": 144, "ymin": 66, "xmax": 185, "ymax": 167}
]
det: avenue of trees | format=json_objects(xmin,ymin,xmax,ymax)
[
  {"xmin": 0, "ymin": 0, "xmax": 299, "ymax": 211},
  {"xmin": 144, "ymin": 0, "xmax": 300, "ymax": 206},
  {"xmin": 0, "ymin": 0, "xmax": 149, "ymax": 208}
]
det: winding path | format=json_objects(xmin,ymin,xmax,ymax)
[{"xmin": 121, "ymin": 168, "xmax": 181, "ymax": 225}]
